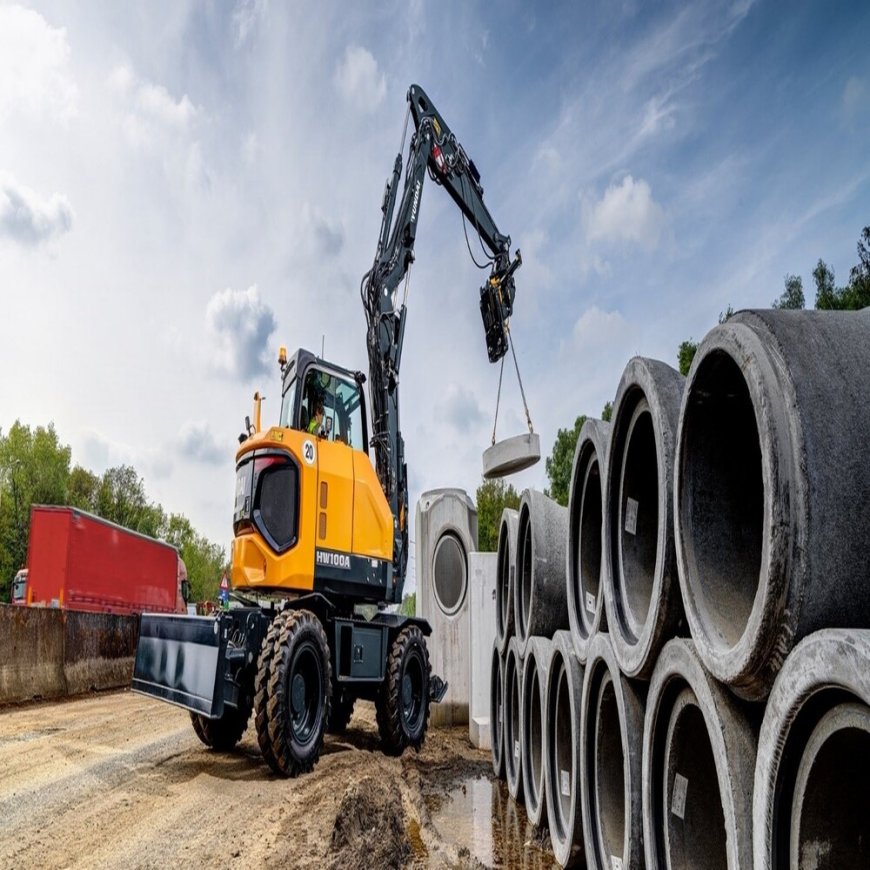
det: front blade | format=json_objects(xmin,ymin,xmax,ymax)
[{"xmin": 132, "ymin": 614, "xmax": 224, "ymax": 717}]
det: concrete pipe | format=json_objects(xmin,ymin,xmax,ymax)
[
  {"xmin": 753, "ymin": 629, "xmax": 870, "ymax": 869},
  {"xmin": 504, "ymin": 635, "xmax": 525, "ymax": 802},
  {"xmin": 496, "ymin": 508, "xmax": 519, "ymax": 655},
  {"xmin": 514, "ymin": 489, "xmax": 569, "ymax": 657},
  {"xmin": 603, "ymin": 357, "xmax": 685, "ymax": 680},
  {"xmin": 545, "ymin": 630, "xmax": 586, "ymax": 868},
  {"xmin": 490, "ymin": 640, "xmax": 505, "ymax": 779},
  {"xmin": 567, "ymin": 418, "xmax": 610, "ymax": 664},
  {"xmin": 676, "ymin": 308, "xmax": 870, "ymax": 700},
  {"xmin": 580, "ymin": 632, "xmax": 646, "ymax": 870},
  {"xmin": 642, "ymin": 638, "xmax": 758, "ymax": 870},
  {"xmin": 520, "ymin": 636, "xmax": 554, "ymax": 829}
]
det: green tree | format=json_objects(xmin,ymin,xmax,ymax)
[
  {"xmin": 68, "ymin": 465, "xmax": 100, "ymax": 512},
  {"xmin": 813, "ymin": 259, "xmax": 839, "ymax": 309},
  {"xmin": 677, "ymin": 340, "xmax": 698, "ymax": 376},
  {"xmin": 773, "ymin": 274, "xmax": 805, "ymax": 309},
  {"xmin": 601, "ymin": 401, "xmax": 613, "ymax": 423},
  {"xmin": 0, "ymin": 421, "xmax": 72, "ymax": 601},
  {"xmin": 96, "ymin": 465, "xmax": 150, "ymax": 530},
  {"xmin": 399, "ymin": 592, "xmax": 416, "ymax": 617},
  {"xmin": 475, "ymin": 478, "xmax": 521, "ymax": 552},
  {"xmin": 162, "ymin": 512, "xmax": 226, "ymax": 602},
  {"xmin": 545, "ymin": 415, "xmax": 586, "ymax": 506}
]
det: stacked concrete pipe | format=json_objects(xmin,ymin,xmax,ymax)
[
  {"xmin": 520, "ymin": 636, "xmax": 553, "ymax": 829},
  {"xmin": 603, "ymin": 357, "xmax": 685, "ymax": 680},
  {"xmin": 495, "ymin": 508, "xmax": 519, "ymax": 655},
  {"xmin": 675, "ymin": 308, "xmax": 870, "ymax": 700},
  {"xmin": 490, "ymin": 639, "xmax": 506, "ymax": 779},
  {"xmin": 514, "ymin": 489, "xmax": 569, "ymax": 658},
  {"xmin": 504, "ymin": 635, "xmax": 525, "ymax": 802},
  {"xmin": 580, "ymin": 632, "xmax": 646, "ymax": 870},
  {"xmin": 642, "ymin": 638, "xmax": 758, "ymax": 870},
  {"xmin": 753, "ymin": 629, "xmax": 870, "ymax": 869},
  {"xmin": 545, "ymin": 630, "xmax": 586, "ymax": 868},
  {"xmin": 567, "ymin": 419, "xmax": 610, "ymax": 663}
]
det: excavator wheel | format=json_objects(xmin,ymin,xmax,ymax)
[
  {"xmin": 189, "ymin": 690, "xmax": 252, "ymax": 752},
  {"xmin": 376, "ymin": 625, "xmax": 431, "ymax": 756},
  {"xmin": 257, "ymin": 608, "xmax": 331, "ymax": 777},
  {"xmin": 327, "ymin": 691, "xmax": 356, "ymax": 735},
  {"xmin": 253, "ymin": 611, "xmax": 285, "ymax": 771}
]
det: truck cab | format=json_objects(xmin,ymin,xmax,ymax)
[{"xmin": 11, "ymin": 569, "xmax": 27, "ymax": 605}]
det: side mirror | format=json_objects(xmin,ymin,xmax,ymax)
[{"xmin": 181, "ymin": 579, "xmax": 191, "ymax": 603}]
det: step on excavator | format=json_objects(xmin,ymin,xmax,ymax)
[{"xmin": 132, "ymin": 84, "xmax": 529, "ymax": 776}]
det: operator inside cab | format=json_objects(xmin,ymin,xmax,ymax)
[{"xmin": 286, "ymin": 363, "xmax": 364, "ymax": 449}]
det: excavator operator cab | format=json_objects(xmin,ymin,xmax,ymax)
[{"xmin": 279, "ymin": 348, "xmax": 368, "ymax": 452}]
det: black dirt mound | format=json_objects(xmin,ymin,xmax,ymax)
[{"xmin": 327, "ymin": 775, "xmax": 411, "ymax": 870}]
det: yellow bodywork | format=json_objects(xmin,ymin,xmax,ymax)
[{"xmin": 231, "ymin": 426, "xmax": 393, "ymax": 593}]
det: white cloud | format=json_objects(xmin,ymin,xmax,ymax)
[
  {"xmin": 0, "ymin": 4, "xmax": 78, "ymax": 122},
  {"xmin": 438, "ymin": 383, "xmax": 486, "ymax": 431},
  {"xmin": 584, "ymin": 175, "xmax": 665, "ymax": 250},
  {"xmin": 299, "ymin": 203, "xmax": 344, "ymax": 257},
  {"xmin": 0, "ymin": 172, "xmax": 73, "ymax": 246},
  {"xmin": 569, "ymin": 306, "xmax": 629, "ymax": 352},
  {"xmin": 233, "ymin": 0, "xmax": 268, "ymax": 47},
  {"xmin": 206, "ymin": 285, "xmax": 277, "ymax": 382},
  {"xmin": 333, "ymin": 46, "xmax": 386, "ymax": 112},
  {"xmin": 176, "ymin": 421, "xmax": 226, "ymax": 465}
]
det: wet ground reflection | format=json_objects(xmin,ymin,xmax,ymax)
[{"xmin": 426, "ymin": 775, "xmax": 560, "ymax": 868}]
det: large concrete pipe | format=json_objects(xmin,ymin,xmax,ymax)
[
  {"xmin": 567, "ymin": 419, "xmax": 610, "ymax": 664},
  {"xmin": 603, "ymin": 357, "xmax": 685, "ymax": 680},
  {"xmin": 753, "ymin": 629, "xmax": 870, "ymax": 870},
  {"xmin": 495, "ymin": 508, "xmax": 519, "ymax": 655},
  {"xmin": 642, "ymin": 638, "xmax": 757, "ymax": 870},
  {"xmin": 545, "ymin": 630, "xmax": 586, "ymax": 868},
  {"xmin": 580, "ymin": 632, "xmax": 646, "ymax": 870},
  {"xmin": 490, "ymin": 640, "xmax": 505, "ymax": 779},
  {"xmin": 676, "ymin": 309, "xmax": 870, "ymax": 700},
  {"xmin": 514, "ymin": 489, "xmax": 569, "ymax": 657},
  {"xmin": 504, "ymin": 635, "xmax": 525, "ymax": 802},
  {"xmin": 520, "ymin": 636, "xmax": 553, "ymax": 829}
]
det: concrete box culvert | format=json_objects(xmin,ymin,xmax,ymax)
[
  {"xmin": 520, "ymin": 636, "xmax": 554, "ymax": 829},
  {"xmin": 580, "ymin": 632, "xmax": 645, "ymax": 870},
  {"xmin": 490, "ymin": 640, "xmax": 505, "ymax": 779},
  {"xmin": 504, "ymin": 635, "xmax": 525, "ymax": 802},
  {"xmin": 545, "ymin": 630, "xmax": 586, "ymax": 868},
  {"xmin": 514, "ymin": 489, "xmax": 569, "ymax": 658},
  {"xmin": 753, "ymin": 629, "xmax": 870, "ymax": 870},
  {"xmin": 496, "ymin": 508, "xmax": 519, "ymax": 656},
  {"xmin": 603, "ymin": 357, "xmax": 685, "ymax": 680},
  {"xmin": 675, "ymin": 308, "xmax": 870, "ymax": 701},
  {"xmin": 567, "ymin": 418, "xmax": 610, "ymax": 664},
  {"xmin": 642, "ymin": 638, "xmax": 758, "ymax": 870}
]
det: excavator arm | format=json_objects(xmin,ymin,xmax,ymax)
[{"xmin": 361, "ymin": 83, "xmax": 522, "ymax": 594}]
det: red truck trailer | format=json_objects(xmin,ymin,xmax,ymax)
[{"xmin": 17, "ymin": 506, "xmax": 188, "ymax": 615}]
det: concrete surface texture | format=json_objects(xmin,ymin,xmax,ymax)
[
  {"xmin": 514, "ymin": 489, "xmax": 569, "ymax": 656},
  {"xmin": 520, "ymin": 635, "xmax": 554, "ymax": 829},
  {"xmin": 602, "ymin": 356, "xmax": 686, "ymax": 681},
  {"xmin": 0, "ymin": 604, "xmax": 138, "ymax": 703},
  {"xmin": 642, "ymin": 637, "xmax": 757, "ymax": 870},
  {"xmin": 676, "ymin": 308, "xmax": 870, "ymax": 701},
  {"xmin": 495, "ymin": 508, "xmax": 519, "ymax": 655},
  {"xmin": 489, "ymin": 641, "xmax": 505, "ymax": 779},
  {"xmin": 482, "ymin": 432, "xmax": 541, "ymax": 478},
  {"xmin": 504, "ymin": 635, "xmax": 524, "ymax": 802},
  {"xmin": 566, "ymin": 417, "xmax": 611, "ymax": 664},
  {"xmin": 415, "ymin": 488, "xmax": 478, "ymax": 726},
  {"xmin": 468, "ymin": 551, "xmax": 497, "ymax": 750}
]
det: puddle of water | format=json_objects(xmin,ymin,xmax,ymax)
[{"xmin": 427, "ymin": 775, "xmax": 560, "ymax": 869}]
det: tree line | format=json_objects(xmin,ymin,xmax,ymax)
[
  {"xmin": 475, "ymin": 225, "xmax": 870, "ymax": 548},
  {"xmin": 0, "ymin": 420, "xmax": 226, "ymax": 604}
]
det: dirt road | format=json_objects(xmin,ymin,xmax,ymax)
[{"xmin": 0, "ymin": 690, "xmax": 557, "ymax": 869}]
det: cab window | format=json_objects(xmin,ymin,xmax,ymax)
[
  {"xmin": 279, "ymin": 379, "xmax": 297, "ymax": 428},
  {"xmin": 301, "ymin": 369, "xmax": 364, "ymax": 450}
]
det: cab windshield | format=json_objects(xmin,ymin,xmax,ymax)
[
  {"xmin": 301, "ymin": 369, "xmax": 364, "ymax": 450},
  {"xmin": 279, "ymin": 378, "xmax": 298, "ymax": 428},
  {"xmin": 11, "ymin": 573, "xmax": 25, "ymax": 602}
]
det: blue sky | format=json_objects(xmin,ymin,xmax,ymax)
[{"xmin": 1, "ymin": 1, "xmax": 868, "ymax": 588}]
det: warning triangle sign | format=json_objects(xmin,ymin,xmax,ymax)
[{"xmin": 220, "ymin": 575, "xmax": 229, "ymax": 590}]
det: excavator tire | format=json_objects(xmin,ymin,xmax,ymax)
[
  {"xmin": 262, "ymin": 609, "xmax": 331, "ymax": 777},
  {"xmin": 376, "ymin": 625, "xmax": 431, "ymax": 756},
  {"xmin": 327, "ymin": 692, "xmax": 355, "ymax": 735},
  {"xmin": 189, "ymin": 690, "xmax": 252, "ymax": 752},
  {"xmin": 253, "ymin": 612, "xmax": 285, "ymax": 771}
]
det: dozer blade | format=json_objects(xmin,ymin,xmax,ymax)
[{"xmin": 132, "ymin": 613, "xmax": 225, "ymax": 718}]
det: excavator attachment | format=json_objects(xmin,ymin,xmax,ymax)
[{"xmin": 482, "ymin": 432, "xmax": 541, "ymax": 479}]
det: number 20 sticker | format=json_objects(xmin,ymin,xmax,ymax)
[{"xmin": 302, "ymin": 440, "xmax": 316, "ymax": 465}]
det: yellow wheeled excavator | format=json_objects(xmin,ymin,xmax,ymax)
[{"xmin": 132, "ymin": 84, "xmax": 523, "ymax": 776}]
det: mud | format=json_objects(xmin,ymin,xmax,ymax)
[{"xmin": 0, "ymin": 690, "xmax": 554, "ymax": 868}]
